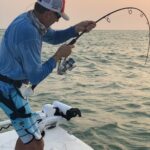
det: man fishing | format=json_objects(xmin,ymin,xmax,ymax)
[{"xmin": 0, "ymin": 0, "xmax": 96, "ymax": 149}]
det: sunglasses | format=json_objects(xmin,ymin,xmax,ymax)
[{"xmin": 54, "ymin": 12, "xmax": 61, "ymax": 19}]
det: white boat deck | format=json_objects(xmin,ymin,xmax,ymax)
[{"xmin": 0, "ymin": 126, "xmax": 93, "ymax": 150}]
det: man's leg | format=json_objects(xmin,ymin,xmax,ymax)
[
  {"xmin": 0, "ymin": 89, "xmax": 44, "ymax": 150},
  {"xmin": 15, "ymin": 138, "xmax": 44, "ymax": 150}
]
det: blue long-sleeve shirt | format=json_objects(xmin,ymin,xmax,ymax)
[{"xmin": 0, "ymin": 12, "xmax": 78, "ymax": 93}]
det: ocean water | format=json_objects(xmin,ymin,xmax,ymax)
[{"xmin": 0, "ymin": 29, "xmax": 150, "ymax": 150}]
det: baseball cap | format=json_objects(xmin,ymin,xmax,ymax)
[{"xmin": 37, "ymin": 0, "xmax": 69, "ymax": 20}]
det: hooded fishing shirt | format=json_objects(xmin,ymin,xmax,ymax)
[{"xmin": 0, "ymin": 11, "xmax": 78, "ymax": 93}]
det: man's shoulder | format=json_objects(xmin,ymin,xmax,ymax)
[
  {"xmin": 14, "ymin": 12, "xmax": 36, "ymax": 31},
  {"xmin": 7, "ymin": 12, "xmax": 35, "ymax": 33},
  {"xmin": 6, "ymin": 12, "xmax": 39, "ymax": 41}
]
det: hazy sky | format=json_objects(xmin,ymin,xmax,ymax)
[{"xmin": 0, "ymin": 0, "xmax": 150, "ymax": 30}]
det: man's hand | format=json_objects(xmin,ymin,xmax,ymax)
[
  {"xmin": 75, "ymin": 21, "xmax": 96, "ymax": 33},
  {"xmin": 53, "ymin": 44, "xmax": 74, "ymax": 61}
]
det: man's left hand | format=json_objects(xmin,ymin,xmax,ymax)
[{"xmin": 75, "ymin": 21, "xmax": 96, "ymax": 33}]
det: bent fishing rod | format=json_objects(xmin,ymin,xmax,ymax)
[
  {"xmin": 69, "ymin": 7, "xmax": 150, "ymax": 65},
  {"xmin": 32, "ymin": 7, "xmax": 150, "ymax": 90}
]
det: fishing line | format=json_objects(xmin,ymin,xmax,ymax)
[{"xmin": 68, "ymin": 7, "xmax": 150, "ymax": 65}]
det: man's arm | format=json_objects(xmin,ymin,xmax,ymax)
[
  {"xmin": 42, "ymin": 27, "xmax": 78, "ymax": 45},
  {"xmin": 18, "ymin": 39, "xmax": 74, "ymax": 85},
  {"xmin": 43, "ymin": 21, "xmax": 96, "ymax": 45}
]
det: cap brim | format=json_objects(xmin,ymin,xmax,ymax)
[{"xmin": 61, "ymin": 13, "xmax": 69, "ymax": 21}]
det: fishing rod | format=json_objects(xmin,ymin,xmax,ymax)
[
  {"xmin": 31, "ymin": 7, "xmax": 150, "ymax": 91},
  {"xmin": 68, "ymin": 7, "xmax": 150, "ymax": 65}
]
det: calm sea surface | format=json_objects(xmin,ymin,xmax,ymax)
[{"xmin": 0, "ymin": 30, "xmax": 150, "ymax": 150}]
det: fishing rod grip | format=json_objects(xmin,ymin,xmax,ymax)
[{"xmin": 68, "ymin": 38, "xmax": 77, "ymax": 45}]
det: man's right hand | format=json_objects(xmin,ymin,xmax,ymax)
[{"xmin": 53, "ymin": 44, "xmax": 74, "ymax": 61}]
